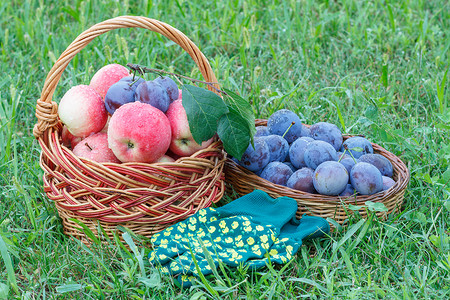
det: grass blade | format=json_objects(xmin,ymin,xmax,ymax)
[{"xmin": 0, "ymin": 234, "xmax": 18, "ymax": 294}]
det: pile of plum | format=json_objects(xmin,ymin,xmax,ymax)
[{"xmin": 233, "ymin": 109, "xmax": 396, "ymax": 196}]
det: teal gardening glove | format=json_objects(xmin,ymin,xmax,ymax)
[{"xmin": 148, "ymin": 190, "xmax": 330, "ymax": 286}]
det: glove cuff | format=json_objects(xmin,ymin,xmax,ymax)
[{"xmin": 216, "ymin": 189, "xmax": 298, "ymax": 229}]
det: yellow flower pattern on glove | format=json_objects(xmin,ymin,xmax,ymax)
[{"xmin": 231, "ymin": 221, "xmax": 239, "ymax": 229}]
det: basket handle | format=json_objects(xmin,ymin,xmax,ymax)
[{"xmin": 33, "ymin": 15, "xmax": 219, "ymax": 139}]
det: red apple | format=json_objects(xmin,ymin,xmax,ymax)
[
  {"xmin": 73, "ymin": 132, "xmax": 120, "ymax": 163},
  {"xmin": 89, "ymin": 64, "xmax": 130, "ymax": 100},
  {"xmin": 107, "ymin": 102, "xmax": 172, "ymax": 163},
  {"xmin": 61, "ymin": 125, "xmax": 83, "ymax": 148},
  {"xmin": 58, "ymin": 85, "xmax": 108, "ymax": 137},
  {"xmin": 166, "ymin": 99, "xmax": 213, "ymax": 156}
]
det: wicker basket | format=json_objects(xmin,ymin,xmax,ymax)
[
  {"xmin": 225, "ymin": 119, "xmax": 410, "ymax": 225},
  {"xmin": 33, "ymin": 16, "xmax": 226, "ymax": 243}
]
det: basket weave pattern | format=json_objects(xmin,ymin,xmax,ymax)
[
  {"xmin": 34, "ymin": 16, "xmax": 226, "ymax": 242},
  {"xmin": 225, "ymin": 119, "xmax": 410, "ymax": 225}
]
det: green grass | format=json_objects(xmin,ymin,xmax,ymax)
[{"xmin": 1, "ymin": 0, "xmax": 449, "ymax": 298}]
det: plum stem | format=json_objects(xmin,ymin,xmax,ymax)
[
  {"xmin": 126, "ymin": 63, "xmax": 225, "ymax": 95},
  {"xmin": 342, "ymin": 144, "xmax": 358, "ymax": 163},
  {"xmin": 282, "ymin": 122, "xmax": 295, "ymax": 139},
  {"xmin": 85, "ymin": 142, "xmax": 93, "ymax": 151}
]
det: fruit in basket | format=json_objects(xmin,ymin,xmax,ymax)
[
  {"xmin": 58, "ymin": 85, "xmax": 108, "ymax": 137},
  {"xmin": 107, "ymin": 101, "xmax": 171, "ymax": 163},
  {"xmin": 339, "ymin": 155, "xmax": 357, "ymax": 176},
  {"xmin": 260, "ymin": 161, "xmax": 293, "ymax": 186},
  {"xmin": 166, "ymin": 99, "xmax": 213, "ymax": 156},
  {"xmin": 309, "ymin": 122, "xmax": 343, "ymax": 151},
  {"xmin": 341, "ymin": 136, "xmax": 373, "ymax": 159},
  {"xmin": 288, "ymin": 137, "xmax": 312, "ymax": 169},
  {"xmin": 267, "ymin": 109, "xmax": 304, "ymax": 143},
  {"xmin": 104, "ymin": 81, "xmax": 138, "ymax": 115},
  {"xmin": 350, "ymin": 162, "xmax": 383, "ymax": 195},
  {"xmin": 286, "ymin": 167, "xmax": 316, "ymax": 193},
  {"xmin": 382, "ymin": 176, "xmax": 396, "ymax": 190},
  {"xmin": 313, "ymin": 161, "xmax": 349, "ymax": 195},
  {"xmin": 304, "ymin": 140, "xmax": 338, "ymax": 170},
  {"xmin": 255, "ymin": 126, "xmax": 270, "ymax": 137},
  {"xmin": 73, "ymin": 132, "xmax": 120, "ymax": 163},
  {"xmin": 154, "ymin": 76, "xmax": 179, "ymax": 101},
  {"xmin": 135, "ymin": 80, "xmax": 171, "ymax": 113},
  {"xmin": 89, "ymin": 63, "xmax": 130, "ymax": 99},
  {"xmin": 358, "ymin": 153, "xmax": 393, "ymax": 177},
  {"xmin": 339, "ymin": 184, "xmax": 356, "ymax": 197},
  {"xmin": 61, "ymin": 125, "xmax": 83, "ymax": 148},
  {"xmin": 237, "ymin": 137, "xmax": 270, "ymax": 172},
  {"xmin": 262, "ymin": 135, "xmax": 289, "ymax": 162}
]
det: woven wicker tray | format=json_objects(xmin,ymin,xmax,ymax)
[
  {"xmin": 225, "ymin": 119, "xmax": 410, "ymax": 225},
  {"xmin": 33, "ymin": 16, "xmax": 226, "ymax": 243}
]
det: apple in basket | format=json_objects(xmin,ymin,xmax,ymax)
[
  {"xmin": 166, "ymin": 98, "xmax": 214, "ymax": 156},
  {"xmin": 107, "ymin": 101, "xmax": 172, "ymax": 163},
  {"xmin": 61, "ymin": 125, "xmax": 82, "ymax": 149},
  {"xmin": 73, "ymin": 132, "xmax": 121, "ymax": 163},
  {"xmin": 89, "ymin": 63, "xmax": 130, "ymax": 100},
  {"xmin": 58, "ymin": 85, "xmax": 108, "ymax": 138}
]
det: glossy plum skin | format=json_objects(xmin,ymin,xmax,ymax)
[
  {"xmin": 267, "ymin": 109, "xmax": 304, "ymax": 143},
  {"xmin": 154, "ymin": 76, "xmax": 179, "ymax": 101},
  {"xmin": 339, "ymin": 184, "xmax": 356, "ymax": 197},
  {"xmin": 382, "ymin": 176, "xmax": 396, "ymax": 190},
  {"xmin": 341, "ymin": 136, "xmax": 373, "ymax": 159},
  {"xmin": 135, "ymin": 80, "xmax": 171, "ymax": 113},
  {"xmin": 304, "ymin": 140, "xmax": 338, "ymax": 170},
  {"xmin": 105, "ymin": 81, "xmax": 138, "ymax": 114},
  {"xmin": 260, "ymin": 162, "xmax": 293, "ymax": 186},
  {"xmin": 301, "ymin": 126, "xmax": 313, "ymax": 138},
  {"xmin": 255, "ymin": 126, "xmax": 270, "ymax": 137},
  {"xmin": 287, "ymin": 167, "xmax": 316, "ymax": 193},
  {"xmin": 288, "ymin": 137, "xmax": 312, "ymax": 169},
  {"xmin": 263, "ymin": 135, "xmax": 289, "ymax": 162},
  {"xmin": 237, "ymin": 137, "xmax": 270, "ymax": 172},
  {"xmin": 310, "ymin": 122, "xmax": 343, "ymax": 151},
  {"xmin": 339, "ymin": 156, "xmax": 357, "ymax": 176},
  {"xmin": 283, "ymin": 162, "xmax": 297, "ymax": 172},
  {"xmin": 350, "ymin": 162, "xmax": 383, "ymax": 195},
  {"xmin": 358, "ymin": 153, "xmax": 394, "ymax": 177},
  {"xmin": 313, "ymin": 161, "xmax": 349, "ymax": 196}
]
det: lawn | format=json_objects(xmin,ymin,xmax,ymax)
[{"xmin": 1, "ymin": 0, "xmax": 449, "ymax": 298}]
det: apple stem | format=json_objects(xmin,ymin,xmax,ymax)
[
  {"xmin": 282, "ymin": 122, "xmax": 295, "ymax": 139},
  {"xmin": 85, "ymin": 142, "xmax": 93, "ymax": 151}
]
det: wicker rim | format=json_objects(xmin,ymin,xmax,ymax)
[
  {"xmin": 224, "ymin": 119, "xmax": 410, "ymax": 224},
  {"xmin": 34, "ymin": 15, "xmax": 219, "ymax": 140}
]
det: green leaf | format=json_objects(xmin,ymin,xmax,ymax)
[
  {"xmin": 444, "ymin": 200, "xmax": 450, "ymax": 212},
  {"xmin": 0, "ymin": 282, "xmax": 9, "ymax": 300},
  {"xmin": 217, "ymin": 107, "xmax": 251, "ymax": 159},
  {"xmin": 365, "ymin": 201, "xmax": 388, "ymax": 212},
  {"xmin": 365, "ymin": 105, "xmax": 378, "ymax": 121},
  {"xmin": 138, "ymin": 273, "xmax": 161, "ymax": 288},
  {"xmin": 348, "ymin": 204, "xmax": 363, "ymax": 211},
  {"xmin": 223, "ymin": 89, "xmax": 256, "ymax": 139},
  {"xmin": 181, "ymin": 85, "xmax": 229, "ymax": 144}
]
